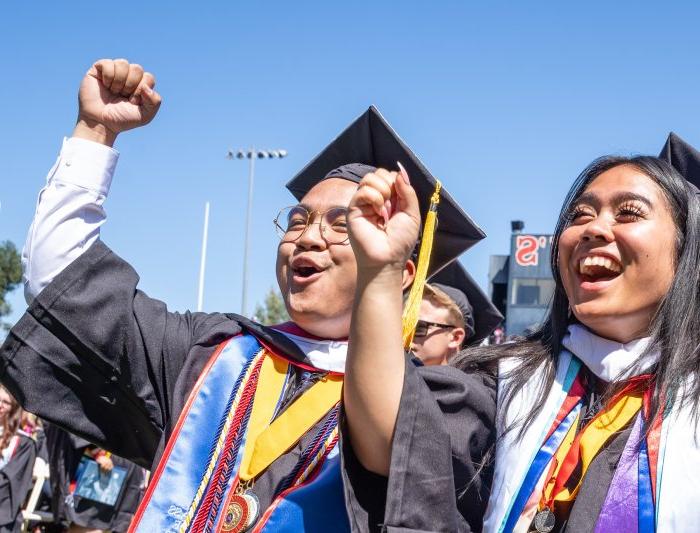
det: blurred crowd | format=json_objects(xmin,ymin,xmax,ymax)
[{"xmin": 0, "ymin": 387, "xmax": 146, "ymax": 533}]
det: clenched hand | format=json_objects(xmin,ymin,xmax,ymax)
[
  {"xmin": 75, "ymin": 58, "xmax": 162, "ymax": 146},
  {"xmin": 347, "ymin": 163, "xmax": 421, "ymax": 275}
]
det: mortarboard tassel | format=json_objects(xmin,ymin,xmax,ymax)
[{"xmin": 401, "ymin": 180, "xmax": 442, "ymax": 349}]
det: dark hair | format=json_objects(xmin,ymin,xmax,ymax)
[
  {"xmin": 0, "ymin": 385, "xmax": 22, "ymax": 451},
  {"xmin": 454, "ymin": 155, "xmax": 700, "ymax": 436}
]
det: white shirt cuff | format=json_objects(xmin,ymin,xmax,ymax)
[{"xmin": 51, "ymin": 137, "xmax": 120, "ymax": 196}]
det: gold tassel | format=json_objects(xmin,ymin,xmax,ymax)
[{"xmin": 401, "ymin": 180, "xmax": 442, "ymax": 349}]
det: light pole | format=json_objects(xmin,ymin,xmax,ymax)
[
  {"xmin": 226, "ymin": 147, "xmax": 288, "ymax": 317},
  {"xmin": 197, "ymin": 201, "xmax": 210, "ymax": 312}
]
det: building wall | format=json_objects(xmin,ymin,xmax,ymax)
[
  {"xmin": 488, "ymin": 254, "xmax": 509, "ymax": 318},
  {"xmin": 505, "ymin": 234, "xmax": 554, "ymax": 336}
]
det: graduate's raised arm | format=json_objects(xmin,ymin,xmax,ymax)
[
  {"xmin": 4, "ymin": 59, "xmax": 220, "ymax": 467},
  {"xmin": 23, "ymin": 59, "xmax": 162, "ymax": 299},
  {"xmin": 74, "ymin": 58, "xmax": 161, "ymax": 146},
  {"xmin": 344, "ymin": 164, "xmax": 420, "ymax": 476}
]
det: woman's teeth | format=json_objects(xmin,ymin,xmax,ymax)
[{"xmin": 578, "ymin": 256, "xmax": 622, "ymax": 276}]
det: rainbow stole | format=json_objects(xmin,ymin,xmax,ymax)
[
  {"xmin": 129, "ymin": 333, "xmax": 349, "ymax": 533},
  {"xmin": 501, "ymin": 356, "xmax": 661, "ymax": 532}
]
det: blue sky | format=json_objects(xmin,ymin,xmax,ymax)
[{"xmin": 3, "ymin": 1, "xmax": 700, "ymax": 326}]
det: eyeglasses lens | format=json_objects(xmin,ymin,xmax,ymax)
[{"xmin": 274, "ymin": 206, "xmax": 349, "ymax": 244}]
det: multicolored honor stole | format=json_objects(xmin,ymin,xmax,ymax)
[
  {"xmin": 502, "ymin": 356, "xmax": 662, "ymax": 533},
  {"xmin": 129, "ymin": 334, "xmax": 349, "ymax": 533}
]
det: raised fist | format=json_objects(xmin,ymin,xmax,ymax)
[
  {"xmin": 347, "ymin": 164, "xmax": 421, "ymax": 273},
  {"xmin": 76, "ymin": 58, "xmax": 161, "ymax": 144}
]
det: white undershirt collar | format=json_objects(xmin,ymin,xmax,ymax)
[
  {"xmin": 562, "ymin": 323, "xmax": 658, "ymax": 381},
  {"xmin": 275, "ymin": 330, "xmax": 347, "ymax": 374}
]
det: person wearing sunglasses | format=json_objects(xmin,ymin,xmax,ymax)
[
  {"xmin": 410, "ymin": 284, "xmax": 466, "ymax": 366},
  {"xmin": 414, "ymin": 260, "xmax": 503, "ymax": 366}
]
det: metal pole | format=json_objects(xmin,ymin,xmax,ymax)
[
  {"xmin": 241, "ymin": 149, "xmax": 256, "ymax": 316},
  {"xmin": 197, "ymin": 201, "xmax": 210, "ymax": 312}
]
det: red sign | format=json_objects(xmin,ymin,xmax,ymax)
[{"xmin": 515, "ymin": 235, "xmax": 540, "ymax": 266}]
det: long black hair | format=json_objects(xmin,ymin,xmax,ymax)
[{"xmin": 455, "ymin": 155, "xmax": 700, "ymax": 436}]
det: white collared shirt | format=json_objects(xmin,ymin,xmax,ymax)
[
  {"xmin": 276, "ymin": 330, "xmax": 347, "ymax": 373},
  {"xmin": 23, "ymin": 137, "xmax": 118, "ymax": 301}
]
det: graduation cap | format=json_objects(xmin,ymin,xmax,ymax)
[
  {"xmin": 287, "ymin": 105, "xmax": 486, "ymax": 347},
  {"xmin": 286, "ymin": 105, "xmax": 485, "ymax": 275},
  {"xmin": 658, "ymin": 132, "xmax": 700, "ymax": 193},
  {"xmin": 429, "ymin": 260, "xmax": 504, "ymax": 346}
]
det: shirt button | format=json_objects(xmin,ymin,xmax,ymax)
[{"xmin": 65, "ymin": 160, "xmax": 72, "ymax": 167}]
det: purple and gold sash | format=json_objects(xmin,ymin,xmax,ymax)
[{"xmin": 501, "ymin": 356, "xmax": 661, "ymax": 532}]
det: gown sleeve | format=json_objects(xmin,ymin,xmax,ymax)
[
  {"xmin": 0, "ymin": 240, "xmax": 237, "ymax": 467},
  {"xmin": 342, "ymin": 356, "xmax": 497, "ymax": 533},
  {"xmin": 0, "ymin": 435, "xmax": 37, "ymax": 532}
]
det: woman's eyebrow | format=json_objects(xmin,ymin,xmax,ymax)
[
  {"xmin": 611, "ymin": 191, "xmax": 654, "ymax": 208},
  {"xmin": 575, "ymin": 191, "xmax": 653, "ymax": 209}
]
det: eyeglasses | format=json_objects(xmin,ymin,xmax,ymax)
[
  {"xmin": 274, "ymin": 205, "xmax": 350, "ymax": 244},
  {"xmin": 413, "ymin": 320, "xmax": 456, "ymax": 338}
]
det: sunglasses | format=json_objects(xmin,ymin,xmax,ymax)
[{"xmin": 413, "ymin": 320, "xmax": 456, "ymax": 338}]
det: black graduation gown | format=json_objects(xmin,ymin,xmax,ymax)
[
  {"xmin": 0, "ymin": 240, "xmax": 347, "ymax": 520},
  {"xmin": 342, "ymin": 358, "xmax": 497, "ymax": 533},
  {"xmin": 341, "ymin": 354, "xmax": 634, "ymax": 533},
  {"xmin": 0, "ymin": 432, "xmax": 37, "ymax": 533},
  {"xmin": 44, "ymin": 423, "xmax": 145, "ymax": 532}
]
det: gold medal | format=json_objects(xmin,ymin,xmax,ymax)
[
  {"xmin": 219, "ymin": 352, "xmax": 341, "ymax": 532},
  {"xmin": 221, "ymin": 492, "xmax": 260, "ymax": 532}
]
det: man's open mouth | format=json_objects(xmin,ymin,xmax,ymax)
[
  {"xmin": 578, "ymin": 255, "xmax": 622, "ymax": 283},
  {"xmin": 293, "ymin": 265, "xmax": 323, "ymax": 279},
  {"xmin": 290, "ymin": 257, "xmax": 327, "ymax": 284}
]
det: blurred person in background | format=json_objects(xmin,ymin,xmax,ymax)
[
  {"xmin": 410, "ymin": 283, "xmax": 467, "ymax": 366},
  {"xmin": 44, "ymin": 424, "xmax": 146, "ymax": 533},
  {"xmin": 413, "ymin": 261, "xmax": 503, "ymax": 366},
  {"xmin": 0, "ymin": 386, "xmax": 37, "ymax": 532}
]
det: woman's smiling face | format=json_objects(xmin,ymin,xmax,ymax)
[{"xmin": 558, "ymin": 164, "xmax": 678, "ymax": 343}]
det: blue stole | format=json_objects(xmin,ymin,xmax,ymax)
[
  {"xmin": 129, "ymin": 333, "xmax": 350, "ymax": 533},
  {"xmin": 500, "ymin": 358, "xmax": 582, "ymax": 532}
]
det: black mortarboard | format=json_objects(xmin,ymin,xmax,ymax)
[
  {"xmin": 658, "ymin": 132, "xmax": 700, "ymax": 193},
  {"xmin": 286, "ymin": 105, "xmax": 485, "ymax": 276},
  {"xmin": 429, "ymin": 260, "xmax": 504, "ymax": 346}
]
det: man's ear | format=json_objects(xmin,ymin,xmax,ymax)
[
  {"xmin": 449, "ymin": 327, "xmax": 466, "ymax": 350},
  {"xmin": 401, "ymin": 259, "xmax": 416, "ymax": 290}
]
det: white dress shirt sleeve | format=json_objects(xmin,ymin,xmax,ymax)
[{"xmin": 23, "ymin": 137, "xmax": 119, "ymax": 302}]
